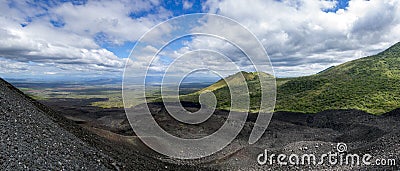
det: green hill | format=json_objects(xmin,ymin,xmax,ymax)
[
  {"xmin": 180, "ymin": 71, "xmax": 274, "ymax": 112},
  {"xmin": 276, "ymin": 42, "xmax": 400, "ymax": 114},
  {"xmin": 182, "ymin": 42, "xmax": 400, "ymax": 115}
]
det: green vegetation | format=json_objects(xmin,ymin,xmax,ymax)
[
  {"xmin": 183, "ymin": 42, "xmax": 400, "ymax": 115},
  {"xmin": 18, "ymin": 85, "xmax": 124, "ymax": 108},
  {"xmin": 276, "ymin": 42, "xmax": 400, "ymax": 114},
  {"xmin": 22, "ymin": 85, "xmax": 197, "ymax": 109},
  {"xmin": 180, "ymin": 71, "xmax": 274, "ymax": 112}
]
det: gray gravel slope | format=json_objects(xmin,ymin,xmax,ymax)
[{"xmin": 0, "ymin": 78, "xmax": 117, "ymax": 170}]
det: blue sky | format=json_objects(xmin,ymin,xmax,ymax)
[
  {"xmin": 323, "ymin": 0, "xmax": 349, "ymax": 12},
  {"xmin": 0, "ymin": 0, "xmax": 399, "ymax": 80}
]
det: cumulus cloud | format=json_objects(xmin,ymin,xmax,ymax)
[
  {"xmin": 0, "ymin": 1, "xmax": 170, "ymax": 76},
  {"xmin": 200, "ymin": 0, "xmax": 400, "ymax": 77},
  {"xmin": 0, "ymin": 0, "xmax": 168, "ymax": 78},
  {"xmin": 1, "ymin": 0, "xmax": 400, "ymax": 79},
  {"xmin": 51, "ymin": 0, "xmax": 170, "ymax": 44}
]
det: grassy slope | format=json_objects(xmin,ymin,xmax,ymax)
[
  {"xmin": 184, "ymin": 42, "xmax": 400, "ymax": 115},
  {"xmin": 276, "ymin": 42, "xmax": 400, "ymax": 114},
  {"xmin": 180, "ymin": 71, "xmax": 272, "ymax": 112}
]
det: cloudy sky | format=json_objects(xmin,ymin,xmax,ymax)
[{"xmin": 0, "ymin": 0, "xmax": 399, "ymax": 81}]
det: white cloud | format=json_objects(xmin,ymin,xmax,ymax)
[
  {"xmin": 183, "ymin": 1, "xmax": 194, "ymax": 10},
  {"xmin": 1, "ymin": 0, "xmax": 400, "ymax": 79},
  {"xmin": 0, "ymin": 0, "xmax": 169, "ymax": 79},
  {"xmin": 200, "ymin": 0, "xmax": 400, "ymax": 77},
  {"xmin": 51, "ymin": 0, "xmax": 171, "ymax": 44}
]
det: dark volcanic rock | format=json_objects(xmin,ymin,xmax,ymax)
[
  {"xmin": 0, "ymin": 78, "xmax": 116, "ymax": 170},
  {"xmin": 110, "ymin": 102, "xmax": 400, "ymax": 170},
  {"xmin": 0, "ymin": 78, "xmax": 202, "ymax": 170}
]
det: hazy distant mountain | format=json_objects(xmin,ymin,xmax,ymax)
[
  {"xmin": 182, "ymin": 42, "xmax": 400, "ymax": 114},
  {"xmin": 4, "ymin": 77, "xmax": 123, "ymax": 88}
]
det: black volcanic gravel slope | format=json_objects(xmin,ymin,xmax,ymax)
[
  {"xmin": 0, "ymin": 78, "xmax": 204, "ymax": 170},
  {"xmin": 0, "ymin": 78, "xmax": 119, "ymax": 170}
]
